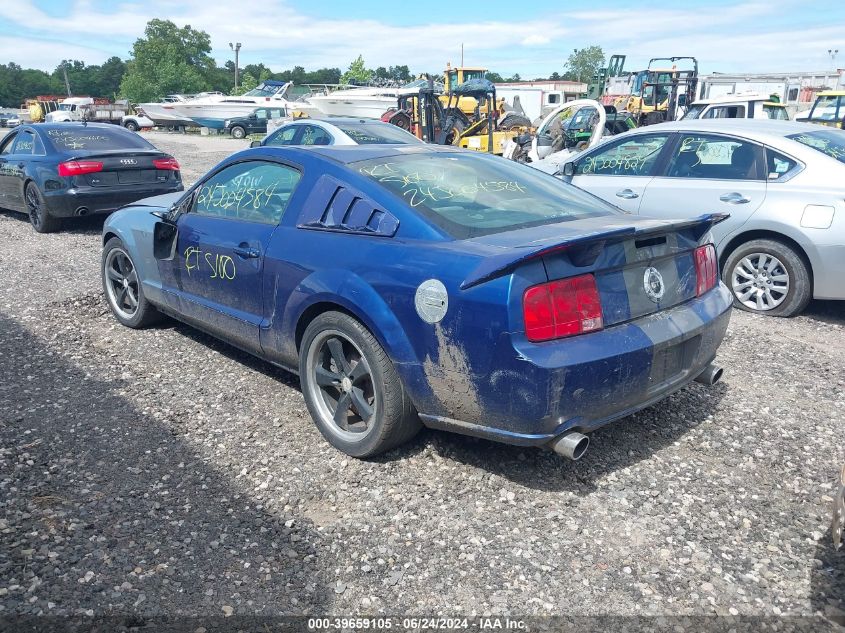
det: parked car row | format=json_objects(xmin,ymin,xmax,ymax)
[
  {"xmin": 0, "ymin": 112, "xmax": 22, "ymax": 128},
  {"xmin": 0, "ymin": 117, "xmax": 842, "ymax": 461}
]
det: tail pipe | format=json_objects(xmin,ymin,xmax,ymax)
[
  {"xmin": 551, "ymin": 432, "xmax": 589, "ymax": 461},
  {"xmin": 694, "ymin": 363, "xmax": 724, "ymax": 386}
]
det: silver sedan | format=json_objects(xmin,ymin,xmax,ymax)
[{"xmin": 556, "ymin": 119, "xmax": 845, "ymax": 316}]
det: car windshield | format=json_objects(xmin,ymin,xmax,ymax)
[
  {"xmin": 764, "ymin": 105, "xmax": 789, "ymax": 120},
  {"xmin": 682, "ymin": 104, "xmax": 706, "ymax": 120},
  {"xmin": 787, "ymin": 129, "xmax": 845, "ymax": 164},
  {"xmin": 44, "ymin": 127, "xmax": 156, "ymax": 151},
  {"xmin": 336, "ymin": 123, "xmax": 420, "ymax": 145},
  {"xmin": 356, "ymin": 152, "xmax": 616, "ymax": 238}
]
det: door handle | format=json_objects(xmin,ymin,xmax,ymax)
[
  {"xmin": 719, "ymin": 192, "xmax": 751, "ymax": 204},
  {"xmin": 233, "ymin": 245, "xmax": 260, "ymax": 259},
  {"xmin": 616, "ymin": 189, "xmax": 639, "ymax": 199}
]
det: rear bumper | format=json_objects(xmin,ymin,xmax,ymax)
[
  {"xmin": 417, "ymin": 284, "xmax": 732, "ymax": 447},
  {"xmin": 44, "ymin": 183, "xmax": 183, "ymax": 217},
  {"xmin": 812, "ymin": 244, "xmax": 845, "ymax": 300}
]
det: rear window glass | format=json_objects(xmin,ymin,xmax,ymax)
[
  {"xmin": 44, "ymin": 127, "xmax": 155, "ymax": 152},
  {"xmin": 336, "ymin": 123, "xmax": 420, "ymax": 145},
  {"xmin": 787, "ymin": 130, "xmax": 845, "ymax": 164},
  {"xmin": 356, "ymin": 152, "xmax": 616, "ymax": 239}
]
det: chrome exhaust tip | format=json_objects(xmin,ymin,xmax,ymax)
[
  {"xmin": 551, "ymin": 432, "xmax": 590, "ymax": 461},
  {"xmin": 694, "ymin": 363, "xmax": 724, "ymax": 386}
]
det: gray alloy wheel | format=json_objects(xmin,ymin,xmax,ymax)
[
  {"xmin": 723, "ymin": 238, "xmax": 812, "ymax": 317},
  {"xmin": 231, "ymin": 125, "xmax": 246, "ymax": 139},
  {"xmin": 25, "ymin": 183, "xmax": 60, "ymax": 233},
  {"xmin": 102, "ymin": 237, "xmax": 161, "ymax": 328},
  {"xmin": 299, "ymin": 311, "xmax": 420, "ymax": 457},
  {"xmin": 104, "ymin": 247, "xmax": 141, "ymax": 321},
  {"xmin": 305, "ymin": 328, "xmax": 378, "ymax": 442},
  {"xmin": 730, "ymin": 252, "xmax": 790, "ymax": 311},
  {"xmin": 124, "ymin": 120, "xmax": 139, "ymax": 132}
]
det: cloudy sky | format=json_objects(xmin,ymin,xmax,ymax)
[{"xmin": 2, "ymin": 0, "xmax": 843, "ymax": 77}]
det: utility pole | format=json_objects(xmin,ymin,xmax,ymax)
[
  {"xmin": 229, "ymin": 42, "xmax": 242, "ymax": 92},
  {"xmin": 461, "ymin": 43, "xmax": 464, "ymax": 67},
  {"xmin": 62, "ymin": 62, "xmax": 72, "ymax": 96}
]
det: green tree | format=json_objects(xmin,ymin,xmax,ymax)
[
  {"xmin": 0, "ymin": 63, "xmax": 62, "ymax": 107},
  {"xmin": 389, "ymin": 65, "xmax": 411, "ymax": 82},
  {"xmin": 119, "ymin": 19, "xmax": 218, "ymax": 102},
  {"xmin": 485, "ymin": 71, "xmax": 504, "ymax": 83},
  {"xmin": 564, "ymin": 46, "xmax": 605, "ymax": 83},
  {"xmin": 341, "ymin": 55, "xmax": 372, "ymax": 85}
]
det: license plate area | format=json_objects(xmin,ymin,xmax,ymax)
[{"xmin": 647, "ymin": 334, "xmax": 701, "ymax": 393}]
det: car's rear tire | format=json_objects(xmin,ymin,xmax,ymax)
[
  {"xmin": 102, "ymin": 237, "xmax": 161, "ymax": 328},
  {"xmin": 299, "ymin": 311, "xmax": 420, "ymax": 458},
  {"xmin": 25, "ymin": 183, "xmax": 60, "ymax": 233},
  {"xmin": 723, "ymin": 238, "xmax": 811, "ymax": 317},
  {"xmin": 124, "ymin": 120, "xmax": 139, "ymax": 132},
  {"xmin": 231, "ymin": 126, "xmax": 246, "ymax": 139}
]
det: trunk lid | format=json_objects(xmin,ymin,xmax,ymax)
[
  {"xmin": 463, "ymin": 213, "xmax": 727, "ymax": 326},
  {"xmin": 64, "ymin": 151, "xmax": 178, "ymax": 187}
]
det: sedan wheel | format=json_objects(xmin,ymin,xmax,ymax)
[
  {"xmin": 25, "ymin": 183, "xmax": 60, "ymax": 233},
  {"xmin": 730, "ymin": 252, "xmax": 789, "ymax": 311},
  {"xmin": 299, "ymin": 311, "xmax": 420, "ymax": 457},
  {"xmin": 723, "ymin": 238, "xmax": 812, "ymax": 317},
  {"xmin": 102, "ymin": 237, "xmax": 161, "ymax": 328}
]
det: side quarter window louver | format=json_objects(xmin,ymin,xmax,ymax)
[{"xmin": 297, "ymin": 174, "xmax": 399, "ymax": 237}]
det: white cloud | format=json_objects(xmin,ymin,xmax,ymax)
[{"xmin": 2, "ymin": 0, "xmax": 843, "ymax": 78}]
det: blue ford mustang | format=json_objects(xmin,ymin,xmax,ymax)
[{"xmin": 101, "ymin": 144, "xmax": 731, "ymax": 458}]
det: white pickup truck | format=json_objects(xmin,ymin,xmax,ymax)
[{"xmin": 682, "ymin": 93, "xmax": 790, "ymax": 120}]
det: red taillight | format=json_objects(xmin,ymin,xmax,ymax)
[
  {"xmin": 523, "ymin": 274, "xmax": 604, "ymax": 342},
  {"xmin": 694, "ymin": 244, "xmax": 719, "ymax": 296},
  {"xmin": 153, "ymin": 157, "xmax": 180, "ymax": 171},
  {"xmin": 58, "ymin": 160, "xmax": 103, "ymax": 177}
]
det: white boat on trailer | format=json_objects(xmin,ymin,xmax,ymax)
[{"xmin": 307, "ymin": 79, "xmax": 441, "ymax": 119}]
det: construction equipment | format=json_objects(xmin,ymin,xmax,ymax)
[
  {"xmin": 382, "ymin": 78, "xmax": 530, "ymax": 155},
  {"xmin": 616, "ymin": 56, "xmax": 699, "ymax": 126},
  {"xmin": 586, "ymin": 54, "xmax": 626, "ymax": 101}
]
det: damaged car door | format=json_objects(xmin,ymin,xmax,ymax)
[{"xmin": 157, "ymin": 159, "xmax": 301, "ymax": 352}]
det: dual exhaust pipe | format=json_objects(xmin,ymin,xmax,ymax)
[{"xmin": 550, "ymin": 363, "xmax": 723, "ymax": 460}]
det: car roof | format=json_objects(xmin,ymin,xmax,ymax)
[
  {"xmin": 626, "ymin": 118, "xmax": 833, "ymax": 142},
  {"xmin": 33, "ymin": 122, "xmax": 127, "ymax": 132},
  {"xmin": 254, "ymin": 143, "xmax": 463, "ymax": 165}
]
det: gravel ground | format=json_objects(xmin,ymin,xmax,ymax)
[{"xmin": 0, "ymin": 131, "xmax": 843, "ymax": 629}]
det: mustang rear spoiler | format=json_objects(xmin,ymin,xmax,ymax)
[{"xmin": 460, "ymin": 213, "xmax": 728, "ymax": 290}]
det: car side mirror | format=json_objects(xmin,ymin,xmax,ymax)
[
  {"xmin": 250, "ymin": 140, "xmax": 261, "ymax": 148},
  {"xmin": 562, "ymin": 162, "xmax": 575, "ymax": 177}
]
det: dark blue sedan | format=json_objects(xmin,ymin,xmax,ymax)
[
  {"xmin": 101, "ymin": 144, "xmax": 731, "ymax": 459},
  {"xmin": 0, "ymin": 123, "xmax": 182, "ymax": 232}
]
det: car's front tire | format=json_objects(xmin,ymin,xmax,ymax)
[
  {"xmin": 230, "ymin": 126, "xmax": 246, "ymax": 139},
  {"xmin": 723, "ymin": 238, "xmax": 812, "ymax": 317},
  {"xmin": 124, "ymin": 120, "xmax": 140, "ymax": 132},
  {"xmin": 299, "ymin": 311, "xmax": 420, "ymax": 458},
  {"xmin": 102, "ymin": 237, "xmax": 161, "ymax": 328},
  {"xmin": 25, "ymin": 183, "xmax": 61, "ymax": 233}
]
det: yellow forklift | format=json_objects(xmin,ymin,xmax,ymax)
[
  {"xmin": 382, "ymin": 78, "xmax": 530, "ymax": 154},
  {"xmin": 616, "ymin": 56, "xmax": 699, "ymax": 126}
]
